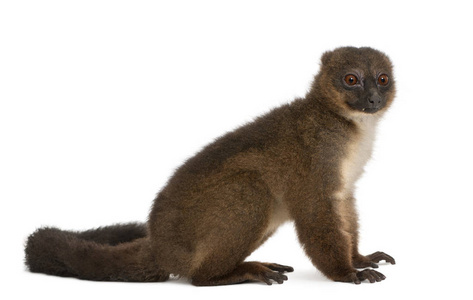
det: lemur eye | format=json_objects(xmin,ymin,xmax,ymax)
[
  {"xmin": 378, "ymin": 74, "xmax": 389, "ymax": 86},
  {"xmin": 344, "ymin": 74, "xmax": 358, "ymax": 86}
]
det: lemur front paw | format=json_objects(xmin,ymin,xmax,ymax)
[
  {"xmin": 336, "ymin": 269, "xmax": 386, "ymax": 284},
  {"xmin": 355, "ymin": 269, "xmax": 386, "ymax": 284},
  {"xmin": 353, "ymin": 251, "xmax": 395, "ymax": 269}
]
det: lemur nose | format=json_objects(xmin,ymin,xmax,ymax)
[{"xmin": 368, "ymin": 95, "xmax": 381, "ymax": 104}]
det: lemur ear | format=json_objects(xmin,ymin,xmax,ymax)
[{"xmin": 321, "ymin": 51, "xmax": 333, "ymax": 66}]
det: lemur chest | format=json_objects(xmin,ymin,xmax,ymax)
[{"xmin": 337, "ymin": 117, "xmax": 378, "ymax": 197}]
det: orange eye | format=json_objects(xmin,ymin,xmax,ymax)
[
  {"xmin": 344, "ymin": 74, "xmax": 358, "ymax": 86},
  {"xmin": 378, "ymin": 74, "xmax": 389, "ymax": 86}
]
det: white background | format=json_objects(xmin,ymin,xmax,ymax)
[{"xmin": 1, "ymin": 0, "xmax": 472, "ymax": 299}]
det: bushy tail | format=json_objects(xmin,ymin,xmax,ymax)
[{"xmin": 25, "ymin": 223, "xmax": 169, "ymax": 282}]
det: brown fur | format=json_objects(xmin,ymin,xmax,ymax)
[{"xmin": 25, "ymin": 47, "xmax": 396, "ymax": 285}]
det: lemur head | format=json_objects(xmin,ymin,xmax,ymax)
[{"xmin": 311, "ymin": 47, "xmax": 396, "ymax": 118}]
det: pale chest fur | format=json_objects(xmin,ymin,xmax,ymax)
[{"xmin": 337, "ymin": 115, "xmax": 379, "ymax": 199}]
